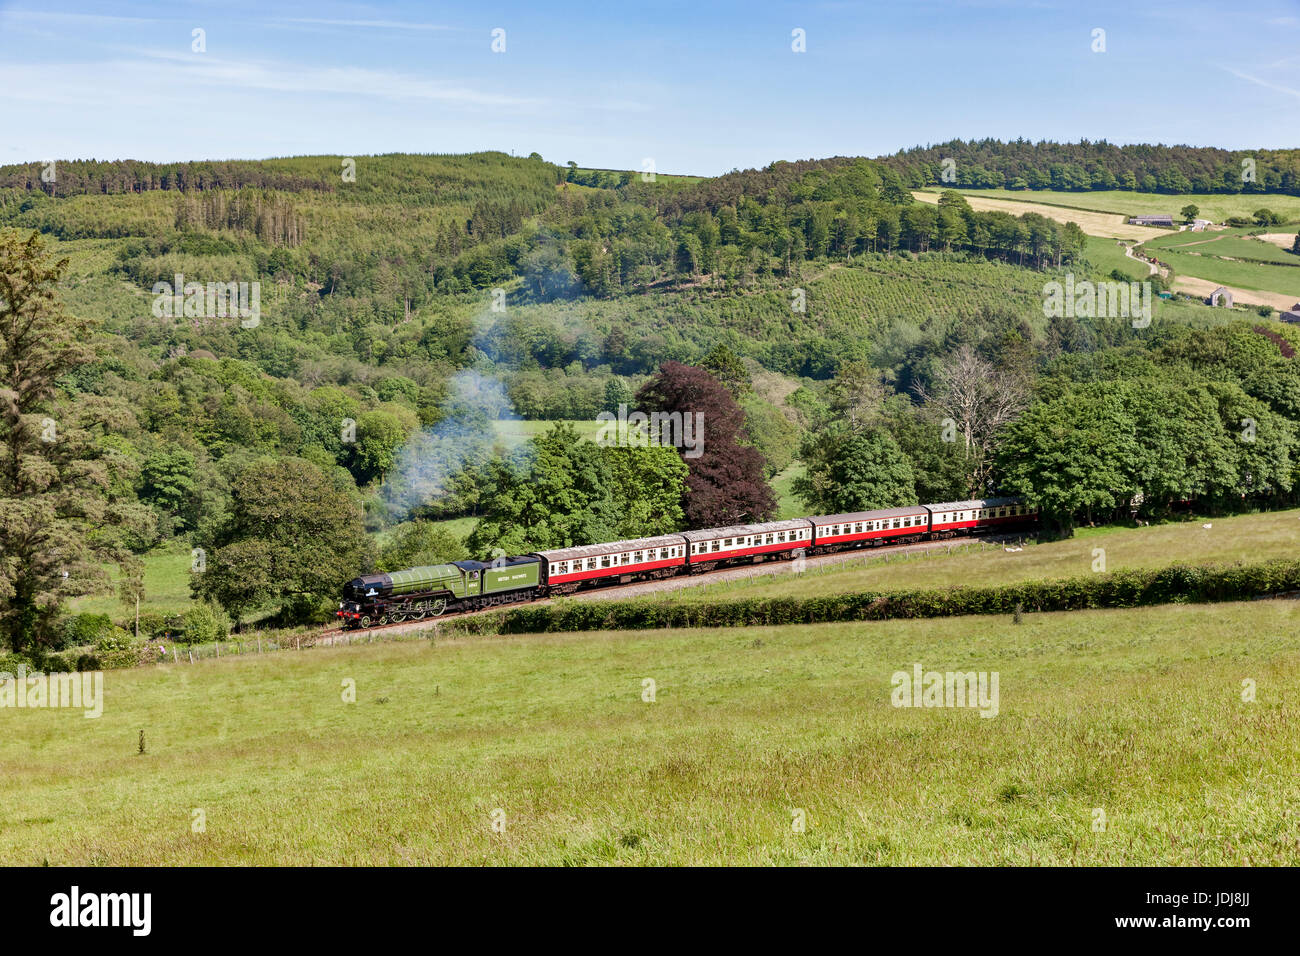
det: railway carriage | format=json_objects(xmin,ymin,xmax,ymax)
[
  {"xmin": 682, "ymin": 518, "xmax": 814, "ymax": 569},
  {"xmin": 809, "ymin": 506, "xmax": 930, "ymax": 552},
  {"xmin": 533, "ymin": 534, "xmax": 689, "ymax": 594},
  {"xmin": 924, "ymin": 497, "xmax": 1036, "ymax": 537},
  {"xmin": 338, "ymin": 496, "xmax": 1039, "ymax": 629}
]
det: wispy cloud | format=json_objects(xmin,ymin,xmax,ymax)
[
  {"xmin": 0, "ymin": 9, "xmax": 165, "ymax": 25},
  {"xmin": 1, "ymin": 51, "xmax": 542, "ymax": 109},
  {"xmin": 1223, "ymin": 67, "xmax": 1300, "ymax": 102},
  {"xmin": 274, "ymin": 17, "xmax": 455, "ymax": 32}
]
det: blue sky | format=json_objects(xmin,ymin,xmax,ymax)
[{"xmin": 1, "ymin": 0, "xmax": 1296, "ymax": 175}]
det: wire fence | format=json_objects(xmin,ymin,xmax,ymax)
[{"xmin": 142, "ymin": 623, "xmax": 442, "ymax": 665}]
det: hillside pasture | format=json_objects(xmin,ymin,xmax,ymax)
[
  {"xmin": 948, "ymin": 189, "xmax": 1300, "ymax": 226},
  {"xmin": 2, "ymin": 599, "xmax": 1296, "ymax": 865},
  {"xmin": 912, "ymin": 190, "xmax": 1155, "ymax": 240}
]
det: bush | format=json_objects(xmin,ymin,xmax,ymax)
[
  {"xmin": 58, "ymin": 612, "xmax": 114, "ymax": 649},
  {"xmin": 0, "ymin": 652, "xmax": 38, "ymax": 675},
  {"xmin": 95, "ymin": 627, "xmax": 143, "ymax": 669},
  {"xmin": 177, "ymin": 603, "xmax": 231, "ymax": 644},
  {"xmin": 42, "ymin": 652, "xmax": 77, "ymax": 673},
  {"xmin": 128, "ymin": 610, "xmax": 179, "ymax": 640}
]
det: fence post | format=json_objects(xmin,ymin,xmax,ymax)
[
  {"xmin": 173, "ymin": 647, "xmax": 178, "ymax": 663},
  {"xmin": 258, "ymin": 638, "xmax": 262, "ymax": 654},
  {"xmin": 188, "ymin": 650, "xmax": 193, "ymax": 664},
  {"xmin": 215, "ymin": 642, "xmax": 219, "ymax": 658},
  {"xmin": 296, "ymin": 638, "xmax": 300, "ymax": 651}
]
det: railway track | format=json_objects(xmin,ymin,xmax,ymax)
[{"xmin": 318, "ymin": 531, "xmax": 1032, "ymax": 643}]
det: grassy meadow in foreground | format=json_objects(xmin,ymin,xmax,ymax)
[{"xmin": 2, "ymin": 600, "xmax": 1297, "ymax": 865}]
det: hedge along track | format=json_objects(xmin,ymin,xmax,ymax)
[{"xmin": 318, "ymin": 532, "xmax": 1031, "ymax": 642}]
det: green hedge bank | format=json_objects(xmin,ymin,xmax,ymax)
[{"xmin": 440, "ymin": 560, "xmax": 1300, "ymax": 635}]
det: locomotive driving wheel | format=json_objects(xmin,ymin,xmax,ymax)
[
  {"xmin": 390, "ymin": 608, "xmax": 407, "ymax": 623},
  {"xmin": 358, "ymin": 615, "xmax": 372, "ymax": 628},
  {"xmin": 429, "ymin": 597, "xmax": 448, "ymax": 617}
]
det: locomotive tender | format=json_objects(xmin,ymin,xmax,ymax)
[{"xmin": 338, "ymin": 496, "xmax": 1037, "ymax": 628}]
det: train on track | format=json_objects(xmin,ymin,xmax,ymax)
[{"xmin": 337, "ymin": 496, "xmax": 1038, "ymax": 628}]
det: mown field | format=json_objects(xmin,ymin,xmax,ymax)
[
  {"xmin": 3, "ymin": 599, "xmax": 1296, "ymax": 865},
  {"xmin": 913, "ymin": 190, "xmax": 1154, "ymax": 240},
  {"xmin": 657, "ymin": 508, "xmax": 1300, "ymax": 604},
  {"xmin": 952, "ymin": 189, "xmax": 1300, "ymax": 225}
]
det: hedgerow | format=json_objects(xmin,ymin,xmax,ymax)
[{"xmin": 439, "ymin": 560, "xmax": 1300, "ymax": 636}]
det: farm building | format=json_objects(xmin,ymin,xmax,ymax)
[
  {"xmin": 1208, "ymin": 287, "xmax": 1233, "ymax": 308},
  {"xmin": 1281, "ymin": 303, "xmax": 1300, "ymax": 324},
  {"xmin": 1128, "ymin": 214, "xmax": 1174, "ymax": 227},
  {"xmin": 1189, "ymin": 218, "xmax": 1213, "ymax": 232}
]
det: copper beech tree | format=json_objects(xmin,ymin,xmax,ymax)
[{"xmin": 636, "ymin": 361, "xmax": 775, "ymax": 528}]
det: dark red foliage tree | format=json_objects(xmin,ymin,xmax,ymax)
[{"xmin": 636, "ymin": 362, "xmax": 776, "ymax": 528}]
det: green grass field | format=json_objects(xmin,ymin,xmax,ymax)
[
  {"xmin": 67, "ymin": 543, "xmax": 196, "ymax": 619},
  {"xmin": 658, "ymin": 509, "xmax": 1300, "ymax": 604},
  {"xmin": 1158, "ymin": 249, "xmax": 1300, "ymax": 298},
  {"xmin": 3, "ymin": 598, "xmax": 1296, "ymax": 864},
  {"xmin": 490, "ymin": 418, "xmax": 605, "ymax": 446},
  {"xmin": 771, "ymin": 461, "xmax": 805, "ymax": 518},
  {"xmin": 956, "ymin": 189, "xmax": 1300, "ymax": 225},
  {"xmin": 1085, "ymin": 236, "xmax": 1150, "ymax": 281},
  {"xmin": 1143, "ymin": 232, "xmax": 1300, "ymax": 266}
]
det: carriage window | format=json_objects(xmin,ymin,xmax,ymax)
[{"xmin": 711, "ymin": 541, "xmax": 720, "ymax": 552}]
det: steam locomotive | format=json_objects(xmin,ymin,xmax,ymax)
[{"xmin": 338, "ymin": 496, "xmax": 1037, "ymax": 628}]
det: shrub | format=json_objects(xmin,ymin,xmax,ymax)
[
  {"xmin": 95, "ymin": 627, "xmax": 144, "ymax": 669},
  {"xmin": 58, "ymin": 612, "xmax": 114, "ymax": 649},
  {"xmin": 0, "ymin": 652, "xmax": 37, "ymax": 675},
  {"xmin": 128, "ymin": 610, "xmax": 178, "ymax": 640},
  {"xmin": 177, "ymin": 603, "xmax": 231, "ymax": 644}
]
